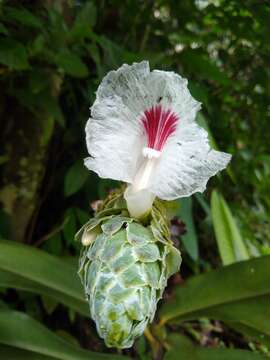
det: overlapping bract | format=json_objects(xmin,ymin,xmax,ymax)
[{"xmin": 77, "ymin": 192, "xmax": 181, "ymax": 348}]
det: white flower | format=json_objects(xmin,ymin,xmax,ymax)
[{"xmin": 84, "ymin": 61, "xmax": 231, "ymax": 218}]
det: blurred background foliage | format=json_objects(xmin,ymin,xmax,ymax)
[{"xmin": 0, "ymin": 0, "xmax": 269, "ymax": 359}]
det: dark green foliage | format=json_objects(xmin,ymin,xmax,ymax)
[{"xmin": 0, "ymin": 0, "xmax": 269, "ymax": 358}]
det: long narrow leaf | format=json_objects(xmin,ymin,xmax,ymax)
[
  {"xmin": 165, "ymin": 334, "xmax": 267, "ymax": 360},
  {"xmin": 159, "ymin": 255, "xmax": 270, "ymax": 323},
  {"xmin": 0, "ymin": 240, "xmax": 82, "ymax": 300},
  {"xmin": 178, "ymin": 197, "xmax": 199, "ymax": 261},
  {"xmin": 0, "ymin": 269, "xmax": 88, "ymax": 316},
  {"xmin": 0, "ymin": 309, "xmax": 127, "ymax": 360},
  {"xmin": 0, "ymin": 345, "xmax": 56, "ymax": 360},
  {"xmin": 167, "ymin": 294, "xmax": 270, "ymax": 346},
  {"xmin": 211, "ymin": 190, "xmax": 249, "ymax": 265}
]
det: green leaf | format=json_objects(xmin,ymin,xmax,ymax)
[
  {"xmin": 0, "ymin": 240, "xmax": 88, "ymax": 314},
  {"xmin": 165, "ymin": 334, "xmax": 267, "ymax": 360},
  {"xmin": 227, "ymin": 321, "xmax": 270, "ymax": 349},
  {"xmin": 5, "ymin": 7, "xmax": 43, "ymax": 28},
  {"xmin": 0, "ymin": 38, "xmax": 29, "ymax": 70},
  {"xmin": 186, "ymin": 295, "xmax": 270, "ymax": 343},
  {"xmin": 54, "ymin": 50, "xmax": 89, "ymax": 78},
  {"xmin": 177, "ymin": 197, "xmax": 199, "ymax": 261},
  {"xmin": 0, "ymin": 344, "xmax": 56, "ymax": 360},
  {"xmin": 71, "ymin": 2, "xmax": 96, "ymax": 39},
  {"xmin": 211, "ymin": 190, "xmax": 249, "ymax": 265},
  {"xmin": 159, "ymin": 255, "xmax": 270, "ymax": 343},
  {"xmin": 181, "ymin": 50, "xmax": 231, "ymax": 86},
  {"xmin": 0, "ymin": 309, "xmax": 127, "ymax": 360},
  {"xmin": 188, "ymin": 82, "xmax": 209, "ymax": 107},
  {"xmin": 0, "ymin": 269, "xmax": 88, "ymax": 316},
  {"xmin": 63, "ymin": 208, "xmax": 77, "ymax": 245},
  {"xmin": 64, "ymin": 161, "xmax": 89, "ymax": 197}
]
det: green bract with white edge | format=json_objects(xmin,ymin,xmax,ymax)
[
  {"xmin": 77, "ymin": 194, "xmax": 181, "ymax": 348},
  {"xmin": 84, "ymin": 61, "xmax": 231, "ymax": 218}
]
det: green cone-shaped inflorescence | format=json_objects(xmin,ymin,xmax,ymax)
[{"xmin": 76, "ymin": 190, "xmax": 181, "ymax": 349}]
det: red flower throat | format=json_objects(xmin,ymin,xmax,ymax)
[{"xmin": 141, "ymin": 105, "xmax": 178, "ymax": 151}]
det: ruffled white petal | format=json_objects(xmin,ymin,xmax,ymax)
[
  {"xmin": 151, "ymin": 123, "xmax": 231, "ymax": 200},
  {"xmin": 85, "ymin": 60, "xmax": 230, "ymax": 197},
  {"xmin": 97, "ymin": 61, "xmax": 151, "ymax": 116},
  {"xmin": 85, "ymin": 96, "xmax": 143, "ymax": 182},
  {"xmin": 85, "ymin": 61, "xmax": 152, "ymax": 182},
  {"xmin": 145, "ymin": 70, "xmax": 201, "ymax": 125}
]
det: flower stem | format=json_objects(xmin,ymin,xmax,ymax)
[{"xmin": 144, "ymin": 327, "xmax": 160, "ymax": 358}]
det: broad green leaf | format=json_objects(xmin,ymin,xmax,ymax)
[
  {"xmin": 0, "ymin": 38, "xmax": 29, "ymax": 70},
  {"xmin": 0, "ymin": 240, "xmax": 84, "ymax": 303},
  {"xmin": 64, "ymin": 161, "xmax": 89, "ymax": 197},
  {"xmin": 188, "ymin": 81, "xmax": 209, "ymax": 108},
  {"xmin": 0, "ymin": 345, "xmax": 56, "ymax": 360},
  {"xmin": 0, "ymin": 269, "xmax": 88, "ymax": 316},
  {"xmin": 211, "ymin": 190, "xmax": 249, "ymax": 265},
  {"xmin": 205, "ymin": 295, "xmax": 270, "ymax": 345},
  {"xmin": 181, "ymin": 50, "xmax": 231, "ymax": 86},
  {"xmin": 178, "ymin": 197, "xmax": 199, "ymax": 261},
  {"xmin": 226, "ymin": 322, "xmax": 270, "ymax": 349},
  {"xmin": 54, "ymin": 50, "xmax": 89, "ymax": 78},
  {"xmin": 159, "ymin": 255, "xmax": 270, "ymax": 324},
  {"xmin": 167, "ymin": 292, "xmax": 270, "ymax": 346},
  {"xmin": 165, "ymin": 334, "xmax": 267, "ymax": 360},
  {"xmin": 5, "ymin": 7, "xmax": 43, "ymax": 28},
  {"xmin": 71, "ymin": 2, "xmax": 96, "ymax": 39},
  {"xmin": 0, "ymin": 309, "xmax": 127, "ymax": 360}
]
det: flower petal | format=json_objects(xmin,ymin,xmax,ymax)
[
  {"xmin": 151, "ymin": 123, "xmax": 231, "ymax": 200},
  {"xmin": 145, "ymin": 70, "xmax": 201, "ymax": 124},
  {"xmin": 85, "ymin": 96, "xmax": 142, "ymax": 182},
  {"xmin": 97, "ymin": 61, "xmax": 151, "ymax": 115},
  {"xmin": 85, "ymin": 61, "xmax": 153, "ymax": 182},
  {"xmin": 85, "ymin": 60, "xmax": 230, "ymax": 193}
]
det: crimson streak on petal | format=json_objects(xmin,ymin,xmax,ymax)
[{"xmin": 141, "ymin": 105, "xmax": 178, "ymax": 151}]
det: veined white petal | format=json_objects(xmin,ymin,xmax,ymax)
[
  {"xmin": 85, "ymin": 96, "xmax": 143, "ymax": 182},
  {"xmin": 85, "ymin": 60, "xmax": 230, "ymax": 196},
  {"xmin": 97, "ymin": 61, "xmax": 151, "ymax": 116},
  {"xmin": 85, "ymin": 61, "xmax": 153, "ymax": 183},
  {"xmin": 151, "ymin": 123, "xmax": 232, "ymax": 200},
  {"xmin": 145, "ymin": 70, "xmax": 201, "ymax": 125}
]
